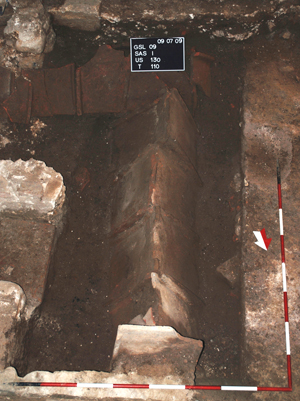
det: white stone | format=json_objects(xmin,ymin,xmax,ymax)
[
  {"xmin": 0, "ymin": 158, "xmax": 65, "ymax": 216},
  {"xmin": 4, "ymin": 1, "xmax": 55, "ymax": 55},
  {"xmin": 111, "ymin": 325, "xmax": 202, "ymax": 384}
]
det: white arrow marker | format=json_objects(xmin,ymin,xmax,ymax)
[{"xmin": 253, "ymin": 228, "xmax": 272, "ymax": 251}]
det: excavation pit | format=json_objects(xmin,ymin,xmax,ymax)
[{"xmin": 0, "ymin": 14, "xmax": 300, "ymax": 401}]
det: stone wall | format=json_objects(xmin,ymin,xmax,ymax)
[
  {"xmin": 48, "ymin": 0, "xmax": 300, "ymax": 43},
  {"xmin": 0, "ymin": 159, "xmax": 66, "ymax": 369},
  {"xmin": 241, "ymin": 40, "xmax": 300, "ymax": 397}
]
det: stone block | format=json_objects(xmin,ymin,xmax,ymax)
[
  {"xmin": 2, "ymin": 76, "xmax": 32, "ymax": 124},
  {"xmin": 77, "ymin": 45, "xmax": 129, "ymax": 115},
  {"xmin": 111, "ymin": 145, "xmax": 201, "ymax": 233},
  {"xmin": 113, "ymin": 88, "xmax": 199, "ymax": 171},
  {"xmin": 111, "ymin": 325, "xmax": 203, "ymax": 384},
  {"xmin": 49, "ymin": 0, "xmax": 102, "ymax": 31},
  {"xmin": 0, "ymin": 281, "xmax": 26, "ymax": 369},
  {"xmin": 0, "ymin": 218, "xmax": 56, "ymax": 316},
  {"xmin": 110, "ymin": 208, "xmax": 199, "ymax": 315},
  {"xmin": 4, "ymin": 2, "xmax": 54, "ymax": 54},
  {"xmin": 0, "ymin": 158, "xmax": 65, "ymax": 217},
  {"xmin": 44, "ymin": 64, "xmax": 76, "ymax": 115}
]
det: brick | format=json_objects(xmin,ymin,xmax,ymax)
[
  {"xmin": 22, "ymin": 69, "xmax": 52, "ymax": 117},
  {"xmin": 44, "ymin": 64, "xmax": 76, "ymax": 115},
  {"xmin": 77, "ymin": 45, "xmax": 129, "ymax": 114},
  {"xmin": 111, "ymin": 145, "xmax": 201, "ymax": 233},
  {"xmin": 112, "ymin": 88, "xmax": 199, "ymax": 170},
  {"xmin": 0, "ymin": 218, "xmax": 56, "ymax": 316},
  {"xmin": 2, "ymin": 76, "xmax": 32, "ymax": 124}
]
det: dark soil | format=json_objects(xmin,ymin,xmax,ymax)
[
  {"xmin": 0, "ymin": 26, "xmax": 244, "ymax": 383},
  {"xmin": 193, "ymin": 44, "xmax": 244, "ymax": 385}
]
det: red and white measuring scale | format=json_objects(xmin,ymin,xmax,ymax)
[{"xmin": 9, "ymin": 165, "xmax": 292, "ymax": 392}]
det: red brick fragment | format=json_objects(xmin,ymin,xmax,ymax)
[
  {"xmin": 2, "ymin": 76, "xmax": 32, "ymax": 124},
  {"xmin": 22, "ymin": 69, "xmax": 52, "ymax": 117},
  {"xmin": 77, "ymin": 45, "xmax": 129, "ymax": 114},
  {"xmin": 44, "ymin": 64, "xmax": 76, "ymax": 115}
]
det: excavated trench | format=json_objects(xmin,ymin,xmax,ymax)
[{"xmin": 0, "ymin": 26, "xmax": 244, "ymax": 385}]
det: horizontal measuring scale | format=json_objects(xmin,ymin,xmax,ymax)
[{"xmin": 130, "ymin": 37, "xmax": 185, "ymax": 72}]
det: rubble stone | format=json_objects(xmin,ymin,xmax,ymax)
[
  {"xmin": 49, "ymin": 0, "xmax": 102, "ymax": 31},
  {"xmin": 4, "ymin": 1, "xmax": 55, "ymax": 54},
  {"xmin": 0, "ymin": 158, "xmax": 65, "ymax": 218},
  {"xmin": 0, "ymin": 281, "xmax": 26, "ymax": 370}
]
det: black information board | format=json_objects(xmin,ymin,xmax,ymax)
[{"xmin": 130, "ymin": 37, "xmax": 185, "ymax": 72}]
